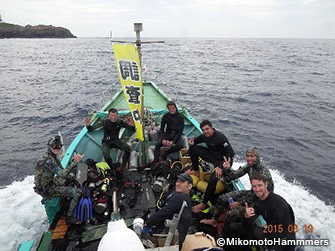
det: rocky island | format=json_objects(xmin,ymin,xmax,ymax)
[{"xmin": 0, "ymin": 22, "xmax": 76, "ymax": 38}]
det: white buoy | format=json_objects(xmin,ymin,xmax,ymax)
[{"xmin": 98, "ymin": 219, "xmax": 145, "ymax": 251}]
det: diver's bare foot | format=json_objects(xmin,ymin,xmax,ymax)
[
  {"xmin": 200, "ymin": 219, "xmax": 218, "ymax": 228},
  {"xmin": 185, "ymin": 170, "xmax": 200, "ymax": 177},
  {"xmin": 192, "ymin": 202, "xmax": 207, "ymax": 213}
]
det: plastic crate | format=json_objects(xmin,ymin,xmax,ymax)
[{"xmin": 179, "ymin": 148, "xmax": 191, "ymax": 165}]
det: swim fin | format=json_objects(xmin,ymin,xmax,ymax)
[
  {"xmin": 80, "ymin": 197, "xmax": 93, "ymax": 222},
  {"xmin": 75, "ymin": 197, "xmax": 84, "ymax": 220},
  {"xmin": 75, "ymin": 190, "xmax": 93, "ymax": 222}
]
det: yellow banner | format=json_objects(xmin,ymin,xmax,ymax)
[{"xmin": 113, "ymin": 43, "xmax": 144, "ymax": 141}]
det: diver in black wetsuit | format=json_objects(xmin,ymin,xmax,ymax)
[
  {"xmin": 146, "ymin": 174, "xmax": 193, "ymax": 249},
  {"xmin": 228, "ymin": 173, "xmax": 295, "ymax": 251},
  {"xmin": 152, "ymin": 101, "xmax": 184, "ymax": 165},
  {"xmin": 186, "ymin": 120, "xmax": 235, "ymax": 213},
  {"xmin": 85, "ymin": 108, "xmax": 135, "ymax": 177}
]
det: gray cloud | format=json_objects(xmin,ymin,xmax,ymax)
[{"xmin": 1, "ymin": 0, "xmax": 334, "ymax": 38}]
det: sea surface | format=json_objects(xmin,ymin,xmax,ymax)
[{"xmin": 0, "ymin": 37, "xmax": 334, "ymax": 250}]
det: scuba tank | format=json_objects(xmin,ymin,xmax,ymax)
[
  {"xmin": 149, "ymin": 127, "xmax": 158, "ymax": 141},
  {"xmin": 153, "ymin": 125, "xmax": 160, "ymax": 133},
  {"xmin": 116, "ymin": 149, "xmax": 124, "ymax": 164},
  {"xmin": 147, "ymin": 146, "xmax": 155, "ymax": 162},
  {"xmin": 152, "ymin": 176, "xmax": 167, "ymax": 193},
  {"xmin": 144, "ymin": 129, "xmax": 149, "ymax": 141},
  {"xmin": 93, "ymin": 196, "xmax": 109, "ymax": 214},
  {"xmin": 152, "ymin": 160, "xmax": 172, "ymax": 193},
  {"xmin": 181, "ymin": 135, "xmax": 189, "ymax": 149},
  {"xmin": 129, "ymin": 151, "xmax": 139, "ymax": 170}
]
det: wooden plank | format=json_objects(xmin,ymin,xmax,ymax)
[{"xmin": 52, "ymin": 215, "xmax": 69, "ymax": 239}]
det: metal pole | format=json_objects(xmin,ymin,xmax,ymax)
[
  {"xmin": 164, "ymin": 201, "xmax": 188, "ymax": 247},
  {"xmin": 134, "ymin": 23, "xmax": 146, "ymax": 164},
  {"xmin": 134, "ymin": 23, "xmax": 143, "ymax": 67}
]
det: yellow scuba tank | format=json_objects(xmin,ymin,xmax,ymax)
[
  {"xmin": 190, "ymin": 175, "xmax": 200, "ymax": 187},
  {"xmin": 196, "ymin": 180, "xmax": 225, "ymax": 195}
]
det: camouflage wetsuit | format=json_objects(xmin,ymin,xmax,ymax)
[
  {"xmin": 35, "ymin": 150, "xmax": 82, "ymax": 217},
  {"xmin": 221, "ymin": 207, "xmax": 245, "ymax": 237},
  {"xmin": 219, "ymin": 160, "xmax": 274, "ymax": 206},
  {"xmin": 217, "ymin": 149, "xmax": 274, "ymax": 235}
]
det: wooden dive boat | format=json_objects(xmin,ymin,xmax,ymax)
[{"xmin": 18, "ymin": 24, "xmax": 248, "ymax": 251}]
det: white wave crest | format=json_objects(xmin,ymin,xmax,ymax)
[{"xmin": 0, "ymin": 176, "xmax": 48, "ymax": 251}]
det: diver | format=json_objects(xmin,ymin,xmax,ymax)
[
  {"xmin": 186, "ymin": 120, "xmax": 235, "ymax": 213},
  {"xmin": 85, "ymin": 108, "xmax": 135, "ymax": 178},
  {"xmin": 152, "ymin": 101, "xmax": 184, "ymax": 167},
  {"xmin": 202, "ymin": 147, "xmax": 274, "ymax": 239},
  {"xmin": 217, "ymin": 147, "xmax": 274, "ymax": 210},
  {"xmin": 145, "ymin": 173, "xmax": 193, "ymax": 249},
  {"xmin": 34, "ymin": 135, "xmax": 84, "ymax": 225},
  {"xmin": 228, "ymin": 173, "xmax": 295, "ymax": 251}
]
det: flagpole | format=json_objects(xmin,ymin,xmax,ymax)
[
  {"xmin": 134, "ymin": 23, "xmax": 146, "ymax": 165},
  {"xmin": 134, "ymin": 23, "xmax": 142, "ymax": 67}
]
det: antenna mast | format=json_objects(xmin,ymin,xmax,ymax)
[{"xmin": 134, "ymin": 23, "xmax": 143, "ymax": 68}]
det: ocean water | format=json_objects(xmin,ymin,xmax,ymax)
[{"xmin": 0, "ymin": 37, "xmax": 334, "ymax": 250}]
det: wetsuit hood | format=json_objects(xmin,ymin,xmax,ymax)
[
  {"xmin": 47, "ymin": 135, "xmax": 63, "ymax": 149},
  {"xmin": 246, "ymin": 147, "xmax": 261, "ymax": 167}
]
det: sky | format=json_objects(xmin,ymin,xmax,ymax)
[{"xmin": 1, "ymin": 0, "xmax": 335, "ymax": 38}]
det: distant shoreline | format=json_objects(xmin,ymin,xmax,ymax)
[{"xmin": 0, "ymin": 22, "xmax": 76, "ymax": 39}]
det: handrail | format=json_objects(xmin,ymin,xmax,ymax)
[
  {"xmin": 145, "ymin": 72, "xmax": 180, "ymax": 105},
  {"xmin": 100, "ymin": 79, "xmax": 119, "ymax": 109}
]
